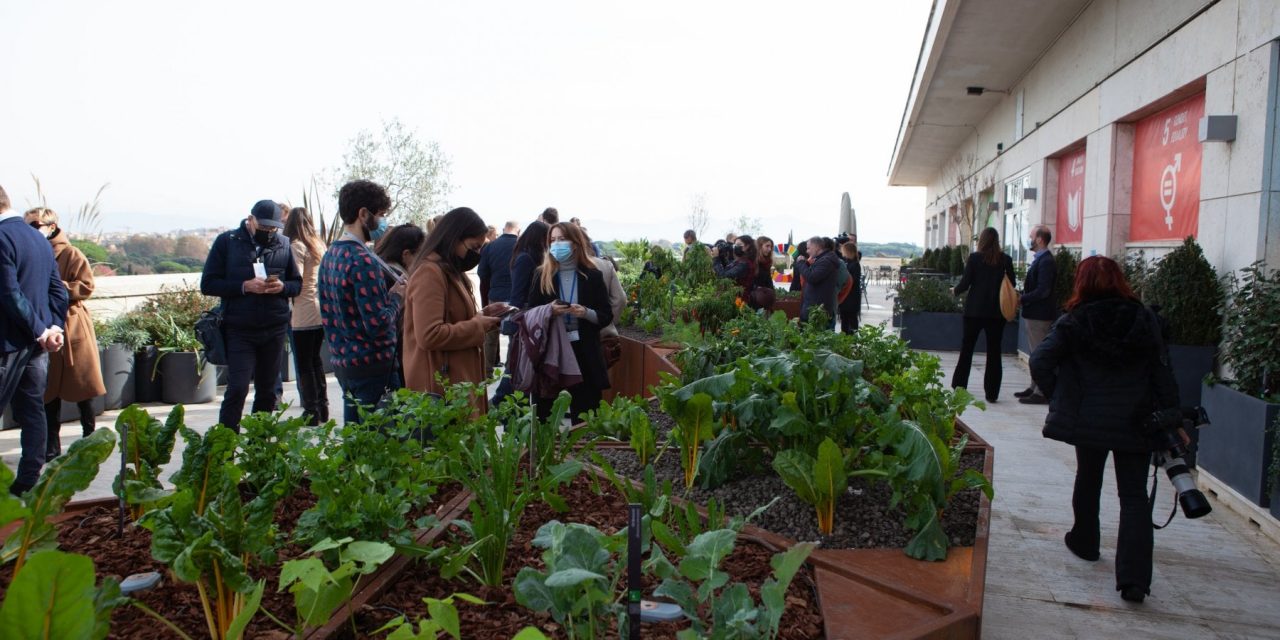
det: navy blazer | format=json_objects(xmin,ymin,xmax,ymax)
[
  {"xmin": 478, "ymin": 233, "xmax": 518, "ymax": 304},
  {"xmin": 1021, "ymin": 249, "xmax": 1058, "ymax": 321},
  {"xmin": 0, "ymin": 217, "xmax": 68, "ymax": 354},
  {"xmin": 201, "ymin": 221, "xmax": 302, "ymax": 330}
]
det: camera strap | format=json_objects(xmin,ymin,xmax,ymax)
[{"xmin": 1148, "ymin": 459, "xmax": 1179, "ymax": 530}]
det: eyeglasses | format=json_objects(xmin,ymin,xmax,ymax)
[{"xmin": 29, "ymin": 222, "xmax": 48, "ymax": 229}]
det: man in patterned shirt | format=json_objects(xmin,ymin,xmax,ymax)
[{"xmin": 318, "ymin": 180, "xmax": 404, "ymax": 423}]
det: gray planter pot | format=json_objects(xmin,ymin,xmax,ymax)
[
  {"xmin": 57, "ymin": 396, "xmax": 105, "ymax": 422},
  {"xmin": 900, "ymin": 312, "xmax": 1017, "ymax": 354},
  {"xmin": 157, "ymin": 352, "xmax": 217, "ymax": 405},
  {"xmin": 134, "ymin": 346, "xmax": 162, "ymax": 403},
  {"xmin": 1168, "ymin": 345, "xmax": 1215, "ymax": 407},
  {"xmin": 1198, "ymin": 381, "xmax": 1280, "ymax": 508},
  {"xmin": 99, "ymin": 344, "xmax": 136, "ymax": 410},
  {"xmin": 1017, "ymin": 319, "xmax": 1030, "ymax": 357}
]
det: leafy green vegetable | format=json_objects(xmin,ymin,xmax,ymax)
[
  {"xmin": 113, "ymin": 404, "xmax": 182, "ymax": 519},
  {"xmin": 374, "ymin": 593, "xmax": 486, "ymax": 640},
  {"xmin": 772, "ymin": 438, "xmax": 851, "ymax": 535},
  {"xmin": 277, "ymin": 537, "xmax": 395, "ymax": 633},
  {"xmin": 0, "ymin": 550, "xmax": 115, "ymax": 639},
  {"xmin": 1, "ymin": 428, "xmax": 116, "ymax": 572},
  {"xmin": 661, "ymin": 391, "xmax": 716, "ymax": 489},
  {"xmin": 513, "ymin": 521, "xmax": 625, "ymax": 640}
]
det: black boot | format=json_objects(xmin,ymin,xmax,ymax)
[
  {"xmin": 44, "ymin": 399, "xmax": 62, "ymax": 460},
  {"xmin": 78, "ymin": 399, "xmax": 95, "ymax": 437}
]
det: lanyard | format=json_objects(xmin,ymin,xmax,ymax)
[
  {"xmin": 555, "ymin": 271, "xmax": 578, "ymax": 304},
  {"xmin": 341, "ymin": 232, "xmax": 405, "ymax": 286}
]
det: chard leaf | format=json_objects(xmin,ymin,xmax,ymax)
[
  {"xmin": 772, "ymin": 449, "xmax": 818, "ymax": 505},
  {"xmin": 814, "ymin": 438, "xmax": 848, "ymax": 505},
  {"xmin": 903, "ymin": 500, "xmax": 948, "ymax": 561},
  {"xmin": 0, "ymin": 550, "xmax": 97, "ymax": 639},
  {"xmin": 225, "ymin": 579, "xmax": 265, "ymax": 640}
]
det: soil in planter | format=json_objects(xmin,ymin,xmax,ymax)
[
  {"xmin": 0, "ymin": 482, "xmax": 464, "ymax": 640},
  {"xmin": 347, "ymin": 472, "xmax": 824, "ymax": 639},
  {"xmin": 618, "ymin": 325, "xmax": 666, "ymax": 343},
  {"xmin": 596, "ymin": 447, "xmax": 984, "ymax": 550}
]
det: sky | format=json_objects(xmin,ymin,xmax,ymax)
[{"xmin": 1, "ymin": 1, "xmax": 930, "ymax": 244}]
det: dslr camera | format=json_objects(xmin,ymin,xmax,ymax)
[
  {"xmin": 1142, "ymin": 406, "xmax": 1212, "ymax": 519},
  {"xmin": 712, "ymin": 239, "xmax": 734, "ymax": 267}
]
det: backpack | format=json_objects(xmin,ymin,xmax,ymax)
[
  {"xmin": 194, "ymin": 306, "xmax": 227, "ymax": 366},
  {"xmin": 835, "ymin": 261, "xmax": 853, "ymax": 304}
]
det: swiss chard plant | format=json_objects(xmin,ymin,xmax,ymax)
[
  {"xmin": 237, "ymin": 409, "xmax": 311, "ymax": 497},
  {"xmin": 648, "ymin": 529, "xmax": 815, "ymax": 640},
  {"xmin": 877, "ymin": 355, "xmax": 993, "ymax": 560},
  {"xmin": 513, "ymin": 521, "xmax": 626, "ymax": 640},
  {"xmin": 1, "ymin": 428, "xmax": 117, "ymax": 573},
  {"xmin": 113, "ymin": 404, "xmax": 183, "ymax": 520},
  {"xmin": 659, "ymin": 389, "xmax": 718, "ymax": 489},
  {"xmin": 0, "ymin": 549, "xmax": 125, "ymax": 640},
  {"xmin": 140, "ymin": 425, "xmax": 278, "ymax": 640},
  {"xmin": 271, "ymin": 537, "xmax": 395, "ymax": 635},
  {"xmin": 773, "ymin": 438, "xmax": 873, "ymax": 535},
  {"xmin": 581, "ymin": 394, "xmax": 659, "ymax": 466}
]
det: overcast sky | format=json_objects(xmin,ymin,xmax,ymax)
[{"xmin": 1, "ymin": 0, "xmax": 929, "ymax": 244}]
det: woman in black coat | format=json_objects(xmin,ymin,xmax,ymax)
[
  {"xmin": 951, "ymin": 227, "xmax": 1016, "ymax": 402},
  {"xmin": 713, "ymin": 234, "xmax": 758, "ymax": 300},
  {"xmin": 1030, "ymin": 256, "xmax": 1178, "ymax": 603},
  {"xmin": 528, "ymin": 222, "xmax": 613, "ymax": 419}
]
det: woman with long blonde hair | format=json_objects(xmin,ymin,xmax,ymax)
[{"xmin": 527, "ymin": 222, "xmax": 613, "ymax": 418}]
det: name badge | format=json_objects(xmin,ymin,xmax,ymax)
[
  {"xmin": 253, "ymin": 263, "xmax": 268, "ymax": 279},
  {"xmin": 567, "ymin": 330, "xmax": 580, "ymax": 342}
]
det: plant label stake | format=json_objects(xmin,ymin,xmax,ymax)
[
  {"xmin": 117, "ymin": 419, "xmax": 127, "ymax": 536},
  {"xmin": 628, "ymin": 502, "xmax": 642, "ymax": 638}
]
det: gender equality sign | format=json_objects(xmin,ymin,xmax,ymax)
[
  {"xmin": 1130, "ymin": 93, "xmax": 1205, "ymax": 242},
  {"xmin": 1056, "ymin": 147, "xmax": 1086, "ymax": 244}
]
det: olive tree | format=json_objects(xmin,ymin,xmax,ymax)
[{"xmin": 333, "ymin": 117, "xmax": 453, "ymax": 227}]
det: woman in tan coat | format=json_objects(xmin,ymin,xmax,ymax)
[
  {"xmin": 402, "ymin": 208, "xmax": 509, "ymax": 409},
  {"xmin": 25, "ymin": 208, "xmax": 105, "ymax": 459}
]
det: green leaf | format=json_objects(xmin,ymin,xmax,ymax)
[
  {"xmin": 1, "ymin": 429, "xmax": 116, "ymax": 567},
  {"xmin": 425, "ymin": 597, "xmax": 462, "ymax": 640},
  {"xmin": 0, "ymin": 464, "xmax": 30, "ymax": 529},
  {"xmin": 279, "ymin": 557, "xmax": 333, "ymax": 593},
  {"xmin": 512, "ymin": 628, "xmax": 552, "ymax": 640},
  {"xmin": 680, "ymin": 528, "xmax": 737, "ymax": 596},
  {"xmin": 0, "ymin": 550, "xmax": 98, "ymax": 639},
  {"xmin": 294, "ymin": 573, "xmax": 354, "ymax": 627},
  {"xmin": 225, "ymin": 579, "xmax": 265, "ymax": 640},
  {"xmin": 544, "ymin": 567, "xmax": 607, "ymax": 588},
  {"xmin": 653, "ymin": 579, "xmax": 699, "ymax": 624},
  {"xmin": 710, "ymin": 582, "xmax": 757, "ymax": 632},
  {"xmin": 772, "ymin": 449, "xmax": 818, "ymax": 505},
  {"xmin": 303, "ymin": 536, "xmax": 354, "ymax": 555},
  {"xmin": 761, "ymin": 543, "xmax": 815, "ymax": 637},
  {"xmin": 904, "ymin": 502, "xmax": 948, "ymax": 561},
  {"xmin": 513, "ymin": 566, "xmax": 555, "ymax": 612},
  {"xmin": 342, "ymin": 540, "xmax": 394, "ymax": 574}
]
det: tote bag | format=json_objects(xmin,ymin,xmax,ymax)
[{"xmin": 999, "ymin": 276, "xmax": 1020, "ymax": 322}]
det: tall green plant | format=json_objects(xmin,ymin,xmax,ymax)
[
  {"xmin": 1052, "ymin": 246, "xmax": 1079, "ymax": 311},
  {"xmin": 1221, "ymin": 261, "xmax": 1280, "ymax": 400},
  {"xmin": 114, "ymin": 405, "xmax": 183, "ymax": 519},
  {"xmin": 1144, "ymin": 237, "xmax": 1223, "ymax": 345}
]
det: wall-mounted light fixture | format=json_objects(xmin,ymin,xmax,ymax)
[
  {"xmin": 996, "ymin": 143, "xmax": 1004, "ymax": 154},
  {"xmin": 1198, "ymin": 115, "xmax": 1237, "ymax": 142},
  {"xmin": 988, "ymin": 201, "xmax": 1000, "ymax": 213},
  {"xmin": 966, "ymin": 86, "xmax": 1010, "ymax": 96},
  {"xmin": 1023, "ymin": 188, "xmax": 1038, "ymax": 201}
]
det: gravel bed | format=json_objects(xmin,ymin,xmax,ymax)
[{"xmin": 596, "ymin": 446, "xmax": 984, "ymax": 549}]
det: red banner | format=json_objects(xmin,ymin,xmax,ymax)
[
  {"xmin": 1056, "ymin": 147, "xmax": 1086, "ymax": 244},
  {"xmin": 1130, "ymin": 93, "xmax": 1204, "ymax": 242}
]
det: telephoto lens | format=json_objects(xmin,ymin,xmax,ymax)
[{"xmin": 1162, "ymin": 456, "xmax": 1212, "ymax": 519}]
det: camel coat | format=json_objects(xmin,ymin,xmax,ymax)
[
  {"xmin": 402, "ymin": 254, "xmax": 489, "ymax": 409},
  {"xmin": 46, "ymin": 232, "xmax": 106, "ymax": 403}
]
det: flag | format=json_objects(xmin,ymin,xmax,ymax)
[{"xmin": 786, "ymin": 230, "xmax": 797, "ymax": 256}]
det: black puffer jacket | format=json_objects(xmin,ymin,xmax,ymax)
[
  {"xmin": 1030, "ymin": 298, "xmax": 1179, "ymax": 452},
  {"xmin": 200, "ymin": 222, "xmax": 302, "ymax": 330}
]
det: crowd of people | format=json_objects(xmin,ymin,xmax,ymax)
[{"xmin": 0, "ymin": 179, "xmax": 1178, "ymax": 602}]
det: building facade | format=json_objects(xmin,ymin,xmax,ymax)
[{"xmin": 889, "ymin": 0, "xmax": 1280, "ymax": 275}]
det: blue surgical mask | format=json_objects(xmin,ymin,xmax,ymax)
[
  {"xmin": 367, "ymin": 216, "xmax": 389, "ymax": 242},
  {"xmin": 549, "ymin": 240, "xmax": 573, "ymax": 263}
]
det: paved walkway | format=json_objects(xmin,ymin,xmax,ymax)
[{"xmin": 3, "ymin": 283, "xmax": 1277, "ymax": 638}]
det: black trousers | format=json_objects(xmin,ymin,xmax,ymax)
[
  {"xmin": 7, "ymin": 348, "xmax": 48, "ymax": 491},
  {"xmin": 292, "ymin": 328, "xmax": 329, "ymax": 425},
  {"xmin": 1070, "ymin": 446, "xmax": 1154, "ymax": 592},
  {"xmin": 952, "ymin": 316, "xmax": 1005, "ymax": 400},
  {"xmin": 839, "ymin": 301, "xmax": 860, "ymax": 335},
  {"xmin": 220, "ymin": 325, "xmax": 287, "ymax": 431},
  {"xmin": 44, "ymin": 398, "xmax": 94, "ymax": 457}
]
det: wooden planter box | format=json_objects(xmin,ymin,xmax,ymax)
[
  {"xmin": 606, "ymin": 335, "xmax": 680, "ymax": 400},
  {"xmin": 774, "ymin": 297, "xmax": 802, "ymax": 320},
  {"xmin": 900, "ymin": 312, "xmax": 1017, "ymax": 354},
  {"xmin": 1199, "ymin": 381, "xmax": 1279, "ymax": 508}
]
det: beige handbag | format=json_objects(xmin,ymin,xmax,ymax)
[{"xmin": 999, "ymin": 276, "xmax": 1020, "ymax": 322}]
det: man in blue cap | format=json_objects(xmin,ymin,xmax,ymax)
[{"xmin": 201, "ymin": 200, "xmax": 302, "ymax": 431}]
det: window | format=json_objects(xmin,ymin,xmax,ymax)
[{"xmin": 1004, "ymin": 174, "xmax": 1031, "ymax": 266}]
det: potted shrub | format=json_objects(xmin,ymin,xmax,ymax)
[
  {"xmin": 1200, "ymin": 261, "xmax": 1280, "ymax": 508},
  {"xmin": 153, "ymin": 314, "xmax": 217, "ymax": 405},
  {"xmin": 896, "ymin": 274, "xmax": 1016, "ymax": 353},
  {"xmin": 1143, "ymin": 237, "xmax": 1224, "ymax": 407},
  {"xmin": 130, "ymin": 286, "xmax": 217, "ymax": 403},
  {"xmin": 94, "ymin": 315, "xmax": 149, "ymax": 410}
]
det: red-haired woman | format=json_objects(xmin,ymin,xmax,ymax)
[{"xmin": 1030, "ymin": 255, "xmax": 1178, "ymax": 604}]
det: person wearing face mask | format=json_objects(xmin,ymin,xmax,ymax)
[
  {"xmin": 23, "ymin": 208, "xmax": 103, "ymax": 460},
  {"xmin": 712, "ymin": 234, "xmax": 758, "ymax": 301},
  {"xmin": 1016, "ymin": 225, "xmax": 1058, "ymax": 404},
  {"xmin": 201, "ymin": 199, "xmax": 303, "ymax": 432},
  {"xmin": 317, "ymin": 180, "xmax": 405, "ymax": 424},
  {"xmin": 403, "ymin": 207, "xmax": 508, "ymax": 409},
  {"xmin": 527, "ymin": 222, "xmax": 613, "ymax": 419}
]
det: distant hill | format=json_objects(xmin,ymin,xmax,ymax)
[{"xmin": 857, "ymin": 242, "xmax": 922, "ymax": 258}]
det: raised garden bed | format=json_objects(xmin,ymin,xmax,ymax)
[
  {"xmin": 331, "ymin": 470, "xmax": 825, "ymax": 640},
  {"xmin": 0, "ymin": 483, "xmax": 469, "ymax": 639},
  {"xmin": 900, "ymin": 312, "xmax": 1017, "ymax": 354}
]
